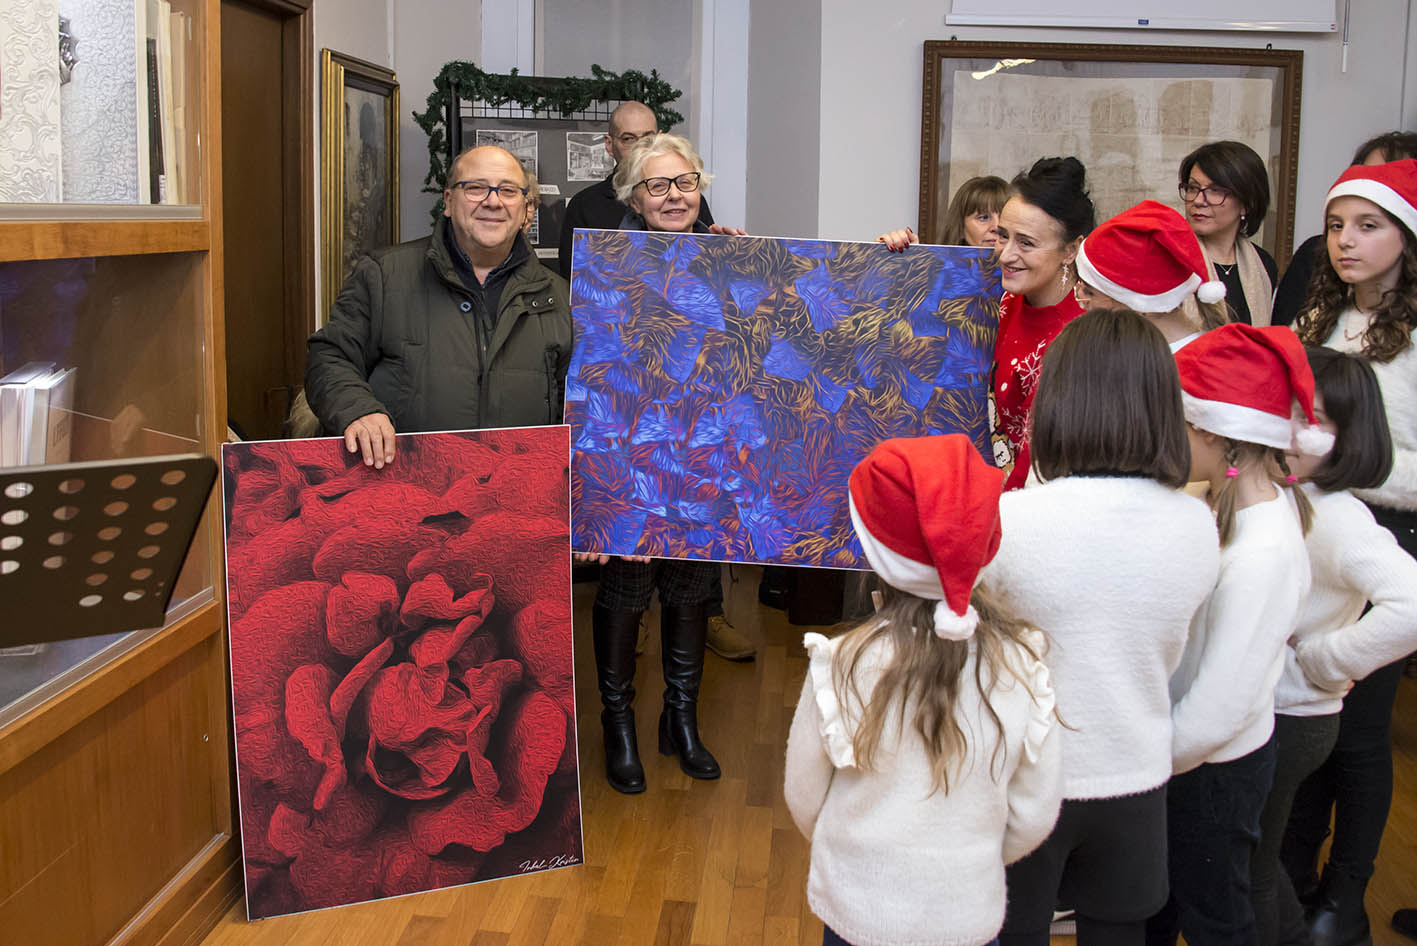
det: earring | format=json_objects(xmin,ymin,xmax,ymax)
[{"xmin": 1059, "ymin": 261, "xmax": 1071, "ymax": 288}]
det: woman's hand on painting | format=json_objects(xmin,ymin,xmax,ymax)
[
  {"xmin": 877, "ymin": 227, "xmax": 919, "ymax": 252},
  {"xmin": 707, "ymin": 224, "xmax": 749, "ymax": 237},
  {"xmin": 574, "ymin": 552, "xmax": 653, "ymax": 564}
]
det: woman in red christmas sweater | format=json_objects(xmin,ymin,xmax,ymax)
[{"xmin": 882, "ymin": 157, "xmax": 1096, "ymax": 489}]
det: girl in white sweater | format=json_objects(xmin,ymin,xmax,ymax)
[
  {"xmin": 1288, "ymin": 158, "xmax": 1417, "ymax": 946},
  {"xmin": 1255, "ymin": 348, "xmax": 1417, "ymax": 946},
  {"xmin": 785, "ymin": 434, "xmax": 1062, "ymax": 946},
  {"xmin": 986, "ymin": 309, "xmax": 1221, "ymax": 946},
  {"xmin": 1149, "ymin": 323, "xmax": 1331, "ymax": 946}
]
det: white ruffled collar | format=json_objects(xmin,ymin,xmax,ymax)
[{"xmin": 801, "ymin": 628, "xmax": 1055, "ymax": 769}]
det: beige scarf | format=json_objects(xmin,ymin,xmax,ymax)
[{"xmin": 1182, "ymin": 235, "xmax": 1274, "ymax": 328}]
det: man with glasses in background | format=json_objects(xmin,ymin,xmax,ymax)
[
  {"xmin": 556, "ymin": 101, "xmax": 713, "ymax": 279},
  {"xmin": 306, "ymin": 145, "xmax": 572, "ymax": 466}
]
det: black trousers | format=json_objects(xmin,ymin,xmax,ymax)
[
  {"xmin": 1147, "ymin": 738, "xmax": 1277, "ymax": 946},
  {"xmin": 1253, "ymin": 713, "xmax": 1340, "ymax": 946},
  {"xmin": 593, "ymin": 558, "xmax": 718, "ymax": 613},
  {"xmin": 1280, "ymin": 502, "xmax": 1417, "ymax": 891},
  {"xmin": 1003, "ymin": 786, "xmax": 1169, "ymax": 946}
]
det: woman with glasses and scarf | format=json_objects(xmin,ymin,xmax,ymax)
[
  {"xmin": 1177, "ymin": 141, "xmax": 1280, "ymax": 327},
  {"xmin": 583, "ymin": 133, "xmax": 748, "ymax": 796}
]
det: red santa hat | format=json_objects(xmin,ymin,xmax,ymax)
[
  {"xmin": 1174, "ymin": 323, "xmax": 1335, "ymax": 456},
  {"xmin": 847, "ymin": 435, "xmax": 1004, "ymax": 640},
  {"xmin": 1075, "ymin": 200, "xmax": 1227, "ymax": 311},
  {"xmin": 1325, "ymin": 158, "xmax": 1417, "ymax": 237}
]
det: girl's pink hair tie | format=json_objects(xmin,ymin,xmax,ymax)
[
  {"xmin": 1224, "ymin": 466, "xmax": 1240, "ymax": 479},
  {"xmin": 1285, "ymin": 473, "xmax": 1299, "ymax": 484}
]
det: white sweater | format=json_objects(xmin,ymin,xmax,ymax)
[
  {"xmin": 784, "ymin": 629, "xmax": 1062, "ymax": 946},
  {"xmin": 980, "ymin": 477, "xmax": 1220, "ymax": 798},
  {"xmin": 1325, "ymin": 309, "xmax": 1417, "ymax": 511},
  {"xmin": 1171, "ymin": 492, "xmax": 1311, "ymax": 773},
  {"xmin": 1277, "ymin": 486, "xmax": 1417, "ymax": 716}
]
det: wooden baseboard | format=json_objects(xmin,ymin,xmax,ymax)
[{"xmin": 109, "ymin": 834, "xmax": 242, "ymax": 946}]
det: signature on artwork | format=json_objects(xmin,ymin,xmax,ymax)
[{"xmin": 518, "ymin": 853, "xmax": 580, "ymax": 873}]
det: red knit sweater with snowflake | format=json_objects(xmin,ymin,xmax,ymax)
[{"xmin": 991, "ymin": 291, "xmax": 1083, "ymax": 491}]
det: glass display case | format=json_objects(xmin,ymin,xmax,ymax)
[
  {"xmin": 0, "ymin": 1, "xmax": 236, "ymax": 944},
  {"xmin": 0, "ymin": 252, "xmax": 214, "ymax": 721},
  {"xmin": 0, "ymin": 0, "xmax": 204, "ymax": 212}
]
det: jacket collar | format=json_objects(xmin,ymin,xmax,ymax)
[{"xmin": 429, "ymin": 216, "xmax": 539, "ymax": 291}]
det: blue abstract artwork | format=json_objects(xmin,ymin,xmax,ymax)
[{"xmin": 567, "ymin": 230, "xmax": 1000, "ymax": 568}]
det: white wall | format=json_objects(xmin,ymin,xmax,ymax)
[
  {"xmin": 310, "ymin": 0, "xmax": 480, "ymax": 313},
  {"xmin": 396, "ymin": 3, "xmax": 481, "ymax": 242},
  {"xmin": 816, "ymin": 0, "xmax": 1416, "ymax": 250},
  {"xmin": 746, "ymin": 0, "xmax": 821, "ymax": 237}
]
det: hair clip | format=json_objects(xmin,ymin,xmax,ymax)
[
  {"xmin": 1224, "ymin": 466, "xmax": 1240, "ymax": 478},
  {"xmin": 1285, "ymin": 473, "xmax": 1299, "ymax": 484}
]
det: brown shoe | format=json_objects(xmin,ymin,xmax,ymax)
[{"xmin": 706, "ymin": 615, "xmax": 756, "ymax": 661}]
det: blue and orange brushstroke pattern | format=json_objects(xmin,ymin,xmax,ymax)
[{"xmin": 566, "ymin": 230, "xmax": 1000, "ymax": 568}]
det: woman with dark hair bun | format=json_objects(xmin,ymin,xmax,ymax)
[
  {"xmin": 1177, "ymin": 140, "xmax": 1279, "ymax": 326},
  {"xmin": 990, "ymin": 156, "xmax": 1096, "ymax": 490},
  {"xmin": 878, "ymin": 157, "xmax": 1095, "ymax": 490}
]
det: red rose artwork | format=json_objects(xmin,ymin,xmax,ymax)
[{"xmin": 221, "ymin": 428, "xmax": 581, "ymax": 920}]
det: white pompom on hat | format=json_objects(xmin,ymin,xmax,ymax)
[
  {"xmin": 1173, "ymin": 323, "xmax": 1335, "ymax": 456},
  {"xmin": 1325, "ymin": 158, "xmax": 1417, "ymax": 238},
  {"xmin": 847, "ymin": 435, "xmax": 1004, "ymax": 640},
  {"xmin": 1075, "ymin": 200, "xmax": 1227, "ymax": 311}
]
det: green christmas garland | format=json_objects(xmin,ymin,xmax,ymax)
[{"xmin": 413, "ymin": 60, "xmax": 686, "ymax": 212}]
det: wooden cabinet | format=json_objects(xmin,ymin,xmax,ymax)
[{"xmin": 0, "ymin": 1, "xmax": 238, "ymax": 943}]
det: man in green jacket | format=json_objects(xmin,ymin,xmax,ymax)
[{"xmin": 306, "ymin": 145, "xmax": 573, "ymax": 467}]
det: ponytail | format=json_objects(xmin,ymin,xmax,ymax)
[
  {"xmin": 1209, "ymin": 439, "xmax": 1312, "ymax": 545},
  {"xmin": 1273, "ymin": 451, "xmax": 1314, "ymax": 536}
]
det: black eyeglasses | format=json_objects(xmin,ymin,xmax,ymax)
[
  {"xmin": 635, "ymin": 172, "xmax": 701, "ymax": 198},
  {"xmin": 450, "ymin": 181, "xmax": 528, "ymax": 202},
  {"xmin": 1179, "ymin": 181, "xmax": 1232, "ymax": 205}
]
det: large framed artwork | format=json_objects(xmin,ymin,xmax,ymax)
[
  {"xmin": 222, "ymin": 428, "xmax": 581, "ymax": 919},
  {"xmin": 321, "ymin": 49, "xmax": 400, "ymax": 316},
  {"xmin": 567, "ymin": 230, "xmax": 1000, "ymax": 568},
  {"xmin": 918, "ymin": 41, "xmax": 1303, "ymax": 262}
]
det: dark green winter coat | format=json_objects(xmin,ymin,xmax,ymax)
[{"xmin": 305, "ymin": 218, "xmax": 573, "ymax": 435}]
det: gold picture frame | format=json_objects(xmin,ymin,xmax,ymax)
[
  {"xmin": 321, "ymin": 49, "xmax": 400, "ymax": 317},
  {"xmin": 918, "ymin": 41, "xmax": 1303, "ymax": 263}
]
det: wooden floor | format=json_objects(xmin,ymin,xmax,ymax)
[{"xmin": 200, "ymin": 566, "xmax": 1417, "ymax": 946}]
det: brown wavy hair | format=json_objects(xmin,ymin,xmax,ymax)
[
  {"xmin": 831, "ymin": 583, "xmax": 1048, "ymax": 794},
  {"xmin": 1295, "ymin": 217, "xmax": 1417, "ymax": 364},
  {"xmin": 939, "ymin": 175, "xmax": 1009, "ymax": 246}
]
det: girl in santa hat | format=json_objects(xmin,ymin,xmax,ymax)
[
  {"xmin": 983, "ymin": 308, "xmax": 1221, "ymax": 946},
  {"xmin": 784, "ymin": 434, "xmax": 1062, "ymax": 946},
  {"xmin": 1257, "ymin": 347, "xmax": 1417, "ymax": 946},
  {"xmin": 1072, "ymin": 200, "xmax": 1231, "ymax": 351},
  {"xmin": 1286, "ymin": 158, "xmax": 1417, "ymax": 946},
  {"xmin": 1148, "ymin": 322, "xmax": 1331, "ymax": 946}
]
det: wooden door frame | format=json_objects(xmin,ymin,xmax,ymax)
[{"xmin": 224, "ymin": 0, "xmax": 316, "ymax": 404}]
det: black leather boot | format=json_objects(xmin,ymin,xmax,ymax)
[
  {"xmin": 657, "ymin": 603, "xmax": 721, "ymax": 780},
  {"xmin": 1310, "ymin": 869, "xmax": 1373, "ymax": 946},
  {"xmin": 592, "ymin": 604, "xmax": 646, "ymax": 794}
]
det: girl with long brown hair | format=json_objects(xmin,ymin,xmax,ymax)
[
  {"xmin": 1286, "ymin": 159, "xmax": 1417, "ymax": 946},
  {"xmin": 785, "ymin": 434, "xmax": 1061, "ymax": 946}
]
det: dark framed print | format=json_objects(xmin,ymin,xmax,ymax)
[
  {"xmin": 321, "ymin": 49, "xmax": 400, "ymax": 315},
  {"xmin": 918, "ymin": 41, "xmax": 1302, "ymax": 262}
]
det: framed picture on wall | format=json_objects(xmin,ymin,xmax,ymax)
[
  {"xmin": 449, "ymin": 97, "xmax": 620, "ymax": 258},
  {"xmin": 321, "ymin": 49, "xmax": 400, "ymax": 316},
  {"xmin": 918, "ymin": 41, "xmax": 1302, "ymax": 262}
]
